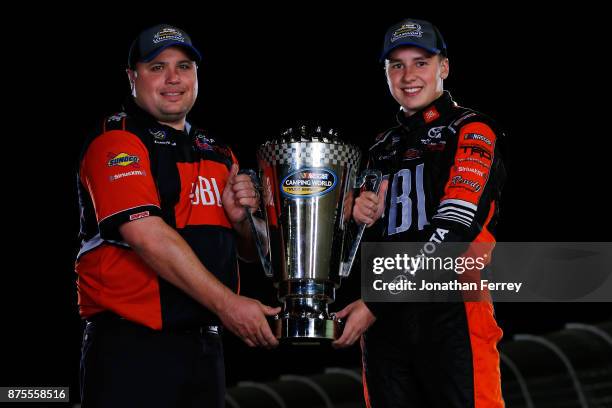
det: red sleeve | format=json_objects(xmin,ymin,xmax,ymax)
[{"xmin": 80, "ymin": 130, "xmax": 162, "ymax": 240}]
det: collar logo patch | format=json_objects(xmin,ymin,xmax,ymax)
[
  {"xmin": 423, "ymin": 106, "xmax": 440, "ymax": 123},
  {"xmin": 195, "ymin": 134, "xmax": 214, "ymax": 151},
  {"xmin": 149, "ymin": 129, "xmax": 167, "ymax": 140},
  {"xmin": 107, "ymin": 112, "xmax": 127, "ymax": 122},
  {"xmin": 150, "ymin": 129, "xmax": 176, "ymax": 146}
]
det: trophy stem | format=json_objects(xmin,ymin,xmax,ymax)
[{"xmin": 274, "ymin": 280, "xmax": 342, "ymax": 342}]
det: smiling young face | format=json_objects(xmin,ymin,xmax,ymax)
[
  {"xmin": 385, "ymin": 46, "xmax": 449, "ymax": 117},
  {"xmin": 127, "ymin": 47, "xmax": 198, "ymax": 130}
]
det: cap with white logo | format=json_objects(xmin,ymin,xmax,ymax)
[
  {"xmin": 380, "ymin": 18, "xmax": 447, "ymax": 63},
  {"xmin": 128, "ymin": 24, "xmax": 202, "ymax": 69}
]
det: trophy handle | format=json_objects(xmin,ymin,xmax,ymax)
[
  {"xmin": 239, "ymin": 169, "xmax": 274, "ymax": 278},
  {"xmin": 340, "ymin": 169, "xmax": 383, "ymax": 278}
]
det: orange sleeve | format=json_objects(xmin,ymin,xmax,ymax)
[
  {"xmin": 443, "ymin": 122, "xmax": 496, "ymax": 205},
  {"xmin": 80, "ymin": 130, "xmax": 162, "ymax": 240},
  {"xmin": 432, "ymin": 122, "xmax": 497, "ymax": 229}
]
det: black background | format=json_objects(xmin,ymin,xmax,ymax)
[{"xmin": 3, "ymin": 7, "xmax": 610, "ymax": 403}]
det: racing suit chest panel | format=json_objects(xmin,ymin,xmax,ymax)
[
  {"xmin": 76, "ymin": 101, "xmax": 238, "ymax": 328},
  {"xmin": 369, "ymin": 93, "xmax": 503, "ymax": 243}
]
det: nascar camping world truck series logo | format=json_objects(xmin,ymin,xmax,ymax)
[{"xmin": 281, "ymin": 168, "xmax": 337, "ymax": 198}]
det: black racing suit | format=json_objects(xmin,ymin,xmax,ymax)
[{"xmin": 361, "ymin": 91, "xmax": 506, "ymax": 408}]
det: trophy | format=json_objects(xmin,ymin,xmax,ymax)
[{"xmin": 245, "ymin": 125, "xmax": 381, "ymax": 342}]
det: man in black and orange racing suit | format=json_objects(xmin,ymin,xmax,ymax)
[
  {"xmin": 76, "ymin": 24, "xmax": 279, "ymax": 408},
  {"xmin": 332, "ymin": 19, "xmax": 506, "ymax": 407}
]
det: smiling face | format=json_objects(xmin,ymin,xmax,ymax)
[
  {"xmin": 385, "ymin": 46, "xmax": 449, "ymax": 117},
  {"xmin": 127, "ymin": 47, "xmax": 198, "ymax": 130}
]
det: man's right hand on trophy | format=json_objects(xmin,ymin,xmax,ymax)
[
  {"xmin": 217, "ymin": 294, "xmax": 281, "ymax": 349},
  {"xmin": 352, "ymin": 180, "xmax": 388, "ymax": 226}
]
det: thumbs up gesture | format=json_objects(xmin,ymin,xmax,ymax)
[{"xmin": 221, "ymin": 163, "xmax": 260, "ymax": 225}]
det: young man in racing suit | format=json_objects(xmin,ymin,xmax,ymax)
[{"xmin": 333, "ymin": 19, "xmax": 506, "ymax": 407}]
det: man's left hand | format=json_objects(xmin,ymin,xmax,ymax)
[
  {"xmin": 222, "ymin": 164, "xmax": 260, "ymax": 225},
  {"xmin": 332, "ymin": 300, "xmax": 376, "ymax": 349}
]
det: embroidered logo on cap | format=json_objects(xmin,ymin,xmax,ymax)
[
  {"xmin": 391, "ymin": 23, "xmax": 423, "ymax": 42},
  {"xmin": 153, "ymin": 28, "xmax": 185, "ymax": 44}
]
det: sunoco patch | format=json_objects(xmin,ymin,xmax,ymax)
[
  {"xmin": 281, "ymin": 168, "xmax": 337, "ymax": 198},
  {"xmin": 107, "ymin": 153, "xmax": 140, "ymax": 167}
]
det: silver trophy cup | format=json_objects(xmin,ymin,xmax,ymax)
[{"xmin": 245, "ymin": 126, "xmax": 381, "ymax": 342}]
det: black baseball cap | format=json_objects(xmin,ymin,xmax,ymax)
[
  {"xmin": 380, "ymin": 18, "xmax": 447, "ymax": 62},
  {"xmin": 128, "ymin": 24, "xmax": 202, "ymax": 69}
]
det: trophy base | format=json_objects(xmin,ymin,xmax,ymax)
[{"xmin": 274, "ymin": 316, "xmax": 343, "ymax": 343}]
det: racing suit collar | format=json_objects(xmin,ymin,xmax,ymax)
[
  {"xmin": 395, "ymin": 91, "xmax": 457, "ymax": 131},
  {"xmin": 122, "ymin": 97, "xmax": 191, "ymax": 135}
]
